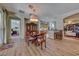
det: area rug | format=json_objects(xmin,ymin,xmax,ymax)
[{"xmin": 0, "ymin": 43, "xmax": 13, "ymax": 51}]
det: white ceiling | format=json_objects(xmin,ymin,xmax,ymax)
[{"xmin": 1, "ymin": 3, "xmax": 79, "ymax": 21}]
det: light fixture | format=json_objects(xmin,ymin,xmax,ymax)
[
  {"xmin": 68, "ymin": 21, "xmax": 72, "ymax": 24},
  {"xmin": 29, "ymin": 14, "xmax": 38, "ymax": 22},
  {"xmin": 30, "ymin": 19, "xmax": 38, "ymax": 22}
]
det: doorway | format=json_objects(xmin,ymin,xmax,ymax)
[
  {"xmin": 63, "ymin": 13, "xmax": 79, "ymax": 40},
  {"xmin": 11, "ymin": 19, "xmax": 21, "ymax": 39}
]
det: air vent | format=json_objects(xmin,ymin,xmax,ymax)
[
  {"xmin": 24, "ymin": 18, "xmax": 29, "ymax": 20},
  {"xmin": 19, "ymin": 10, "xmax": 25, "ymax": 14}
]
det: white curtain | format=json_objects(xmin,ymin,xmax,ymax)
[{"xmin": 0, "ymin": 12, "xmax": 3, "ymax": 44}]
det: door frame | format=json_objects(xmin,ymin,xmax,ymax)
[{"xmin": 10, "ymin": 18, "xmax": 21, "ymax": 38}]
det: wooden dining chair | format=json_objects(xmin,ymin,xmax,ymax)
[
  {"xmin": 25, "ymin": 32, "xmax": 34, "ymax": 46},
  {"xmin": 37, "ymin": 32, "xmax": 46, "ymax": 50}
]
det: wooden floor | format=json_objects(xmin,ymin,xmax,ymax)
[{"xmin": 0, "ymin": 37, "xmax": 79, "ymax": 56}]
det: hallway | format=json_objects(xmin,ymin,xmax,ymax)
[{"xmin": 0, "ymin": 37, "xmax": 79, "ymax": 56}]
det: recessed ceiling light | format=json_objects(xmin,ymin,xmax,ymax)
[{"xmin": 28, "ymin": 4, "xmax": 34, "ymax": 9}]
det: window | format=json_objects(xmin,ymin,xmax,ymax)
[
  {"xmin": 0, "ymin": 11, "xmax": 3, "ymax": 44},
  {"xmin": 48, "ymin": 21, "xmax": 56, "ymax": 31}
]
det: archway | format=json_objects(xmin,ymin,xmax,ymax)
[{"xmin": 63, "ymin": 13, "xmax": 79, "ymax": 40}]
